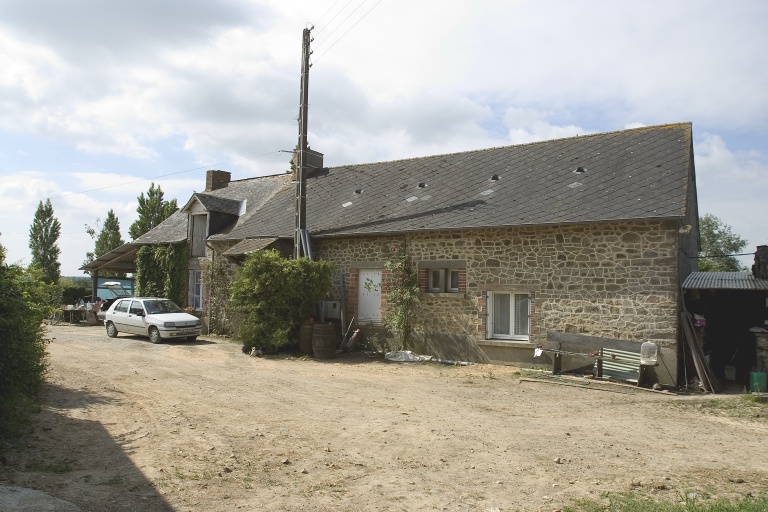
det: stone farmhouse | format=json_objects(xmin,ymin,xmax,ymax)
[{"xmin": 85, "ymin": 123, "xmax": 699, "ymax": 386}]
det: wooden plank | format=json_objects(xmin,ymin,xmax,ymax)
[
  {"xmin": 519, "ymin": 378, "xmax": 630, "ymax": 394},
  {"xmin": 546, "ymin": 331, "xmax": 642, "ymax": 354},
  {"xmin": 680, "ymin": 311, "xmax": 718, "ymax": 393},
  {"xmin": 682, "ymin": 305, "xmax": 719, "ymax": 392}
]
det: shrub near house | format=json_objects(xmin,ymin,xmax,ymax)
[{"xmin": 231, "ymin": 250, "xmax": 334, "ymax": 353}]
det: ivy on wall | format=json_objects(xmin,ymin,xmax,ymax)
[
  {"xmin": 204, "ymin": 257, "xmax": 235, "ymax": 336},
  {"xmin": 135, "ymin": 243, "xmax": 189, "ymax": 306}
]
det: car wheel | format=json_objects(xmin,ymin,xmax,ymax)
[
  {"xmin": 148, "ymin": 326, "xmax": 162, "ymax": 344},
  {"xmin": 186, "ymin": 336, "xmax": 198, "ymax": 342},
  {"xmin": 106, "ymin": 321, "xmax": 118, "ymax": 338}
]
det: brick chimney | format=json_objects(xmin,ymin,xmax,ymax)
[{"xmin": 205, "ymin": 170, "xmax": 231, "ymax": 191}]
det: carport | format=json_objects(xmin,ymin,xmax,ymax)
[{"xmin": 682, "ymin": 271, "xmax": 768, "ymax": 386}]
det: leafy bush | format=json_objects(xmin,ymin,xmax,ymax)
[
  {"xmin": 231, "ymin": 250, "xmax": 334, "ymax": 352},
  {"xmin": 0, "ymin": 248, "xmax": 51, "ymax": 441}
]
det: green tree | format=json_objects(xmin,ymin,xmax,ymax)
[
  {"xmin": 128, "ymin": 183, "xmax": 178, "ymax": 240},
  {"xmin": 698, "ymin": 213, "xmax": 748, "ymax": 271},
  {"xmin": 83, "ymin": 210, "xmax": 126, "ymax": 277},
  {"xmin": 28, "ymin": 198, "xmax": 62, "ymax": 284},
  {"xmin": 0, "ymin": 245, "xmax": 51, "ymax": 440}
]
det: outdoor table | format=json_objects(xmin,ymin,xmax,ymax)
[{"xmin": 60, "ymin": 306, "xmax": 86, "ymax": 324}]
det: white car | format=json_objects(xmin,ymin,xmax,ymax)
[{"xmin": 104, "ymin": 297, "xmax": 202, "ymax": 343}]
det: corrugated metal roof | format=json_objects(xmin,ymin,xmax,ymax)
[{"xmin": 682, "ymin": 272, "xmax": 768, "ymax": 290}]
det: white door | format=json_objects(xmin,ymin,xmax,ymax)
[
  {"xmin": 358, "ymin": 269, "xmax": 382, "ymax": 323},
  {"xmin": 125, "ymin": 300, "xmax": 147, "ymax": 335}
]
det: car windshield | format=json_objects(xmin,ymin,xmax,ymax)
[{"xmin": 143, "ymin": 299, "xmax": 184, "ymax": 315}]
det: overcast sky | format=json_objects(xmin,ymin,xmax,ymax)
[{"xmin": 1, "ymin": 0, "xmax": 766, "ymax": 276}]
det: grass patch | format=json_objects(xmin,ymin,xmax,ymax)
[
  {"xmin": 26, "ymin": 458, "xmax": 74, "ymax": 474},
  {"xmin": 673, "ymin": 395, "xmax": 767, "ymax": 422},
  {"xmin": 563, "ymin": 493, "xmax": 768, "ymax": 512},
  {"xmin": 102, "ymin": 475, "xmax": 124, "ymax": 486}
]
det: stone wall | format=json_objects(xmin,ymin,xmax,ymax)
[{"xmin": 315, "ymin": 220, "xmax": 681, "ymax": 376}]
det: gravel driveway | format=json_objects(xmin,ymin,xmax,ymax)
[{"xmin": 0, "ymin": 323, "xmax": 766, "ymax": 511}]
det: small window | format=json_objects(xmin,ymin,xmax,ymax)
[
  {"xmin": 447, "ymin": 270, "xmax": 459, "ymax": 292},
  {"xmin": 427, "ymin": 268, "xmax": 461, "ymax": 293},
  {"xmin": 429, "ymin": 269, "xmax": 445, "ymax": 292}
]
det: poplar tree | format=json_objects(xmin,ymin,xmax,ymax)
[
  {"xmin": 83, "ymin": 209, "xmax": 126, "ymax": 277},
  {"xmin": 128, "ymin": 183, "xmax": 178, "ymax": 240},
  {"xmin": 28, "ymin": 198, "xmax": 62, "ymax": 284}
]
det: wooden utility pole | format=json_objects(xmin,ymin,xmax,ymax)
[{"xmin": 294, "ymin": 27, "xmax": 312, "ymax": 259}]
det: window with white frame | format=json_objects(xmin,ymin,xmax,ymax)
[
  {"xmin": 487, "ymin": 291, "xmax": 529, "ymax": 340},
  {"xmin": 428, "ymin": 268, "xmax": 461, "ymax": 293},
  {"xmin": 189, "ymin": 270, "xmax": 204, "ymax": 310}
]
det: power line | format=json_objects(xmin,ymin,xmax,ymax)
[
  {"xmin": 313, "ymin": 0, "xmax": 385, "ymax": 64},
  {"xmin": 313, "ymin": 0, "xmax": 347, "ymax": 35},
  {"xmin": 0, "ymin": 150, "xmax": 285, "ymax": 210},
  {"xmin": 690, "ymin": 252, "xmax": 756, "ymax": 259},
  {"xmin": 313, "ymin": 0, "xmax": 362, "ymax": 46}
]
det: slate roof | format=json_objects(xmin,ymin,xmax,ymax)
[
  {"xmin": 133, "ymin": 211, "xmax": 188, "ymax": 245},
  {"xmin": 225, "ymin": 123, "xmax": 694, "ymax": 240},
  {"xmin": 139, "ymin": 173, "xmax": 289, "ymax": 244},
  {"xmin": 185, "ymin": 193, "xmax": 243, "ymax": 216},
  {"xmin": 221, "ymin": 237, "xmax": 279, "ymax": 257},
  {"xmin": 83, "ymin": 123, "xmax": 696, "ymax": 272},
  {"xmin": 81, "ymin": 174, "xmax": 289, "ymax": 272}
]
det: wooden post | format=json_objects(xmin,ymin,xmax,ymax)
[
  {"xmin": 552, "ymin": 342, "xmax": 562, "ymax": 374},
  {"xmin": 294, "ymin": 27, "xmax": 311, "ymax": 259}
]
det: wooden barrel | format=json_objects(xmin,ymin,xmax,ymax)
[
  {"xmin": 299, "ymin": 321, "xmax": 314, "ymax": 354},
  {"xmin": 312, "ymin": 323, "xmax": 337, "ymax": 359}
]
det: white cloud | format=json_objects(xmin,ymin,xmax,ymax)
[
  {"xmin": 1, "ymin": 0, "xmax": 768, "ymax": 274},
  {"xmin": 695, "ymin": 133, "xmax": 768, "ymax": 251},
  {"xmin": 503, "ymin": 107, "xmax": 589, "ymax": 144}
]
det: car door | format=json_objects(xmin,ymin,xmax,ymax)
[
  {"xmin": 124, "ymin": 300, "xmax": 148, "ymax": 335},
  {"xmin": 109, "ymin": 299, "xmax": 131, "ymax": 332}
]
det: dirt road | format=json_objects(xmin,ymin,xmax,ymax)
[{"xmin": 1, "ymin": 324, "xmax": 767, "ymax": 511}]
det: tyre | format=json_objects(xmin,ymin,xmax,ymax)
[
  {"xmin": 148, "ymin": 326, "xmax": 162, "ymax": 344},
  {"xmin": 186, "ymin": 336, "xmax": 198, "ymax": 342},
  {"xmin": 106, "ymin": 321, "xmax": 118, "ymax": 338}
]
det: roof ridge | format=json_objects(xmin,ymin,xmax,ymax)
[
  {"xmin": 329, "ymin": 122, "xmax": 693, "ymax": 170},
  {"xmin": 228, "ymin": 173, "xmax": 291, "ymax": 184}
]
